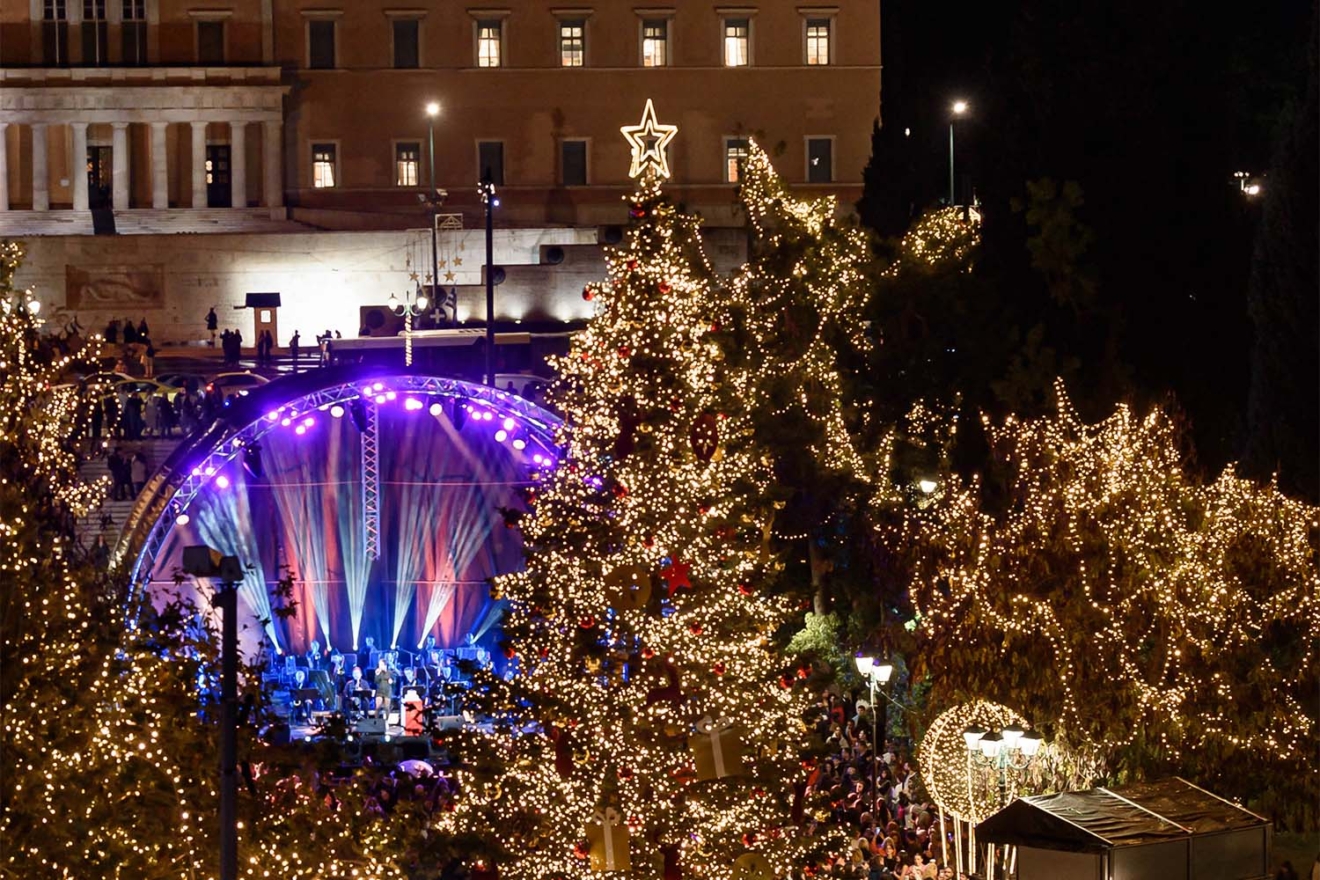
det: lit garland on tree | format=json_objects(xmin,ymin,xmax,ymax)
[
  {"xmin": 881, "ymin": 206, "xmax": 980, "ymax": 277},
  {"xmin": 442, "ymin": 120, "xmax": 844, "ymax": 880},
  {"xmin": 0, "ymin": 239, "xmax": 440, "ymax": 878},
  {"xmin": 898, "ymin": 380, "xmax": 1319, "ymax": 827}
]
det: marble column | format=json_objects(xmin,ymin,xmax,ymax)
[
  {"xmin": 0, "ymin": 123, "xmax": 9, "ymax": 211},
  {"xmin": 262, "ymin": 119, "xmax": 283, "ymax": 208},
  {"xmin": 71, "ymin": 123, "xmax": 89, "ymax": 211},
  {"xmin": 190, "ymin": 120, "xmax": 208, "ymax": 208},
  {"xmin": 229, "ymin": 121, "xmax": 246, "ymax": 208},
  {"xmin": 32, "ymin": 123, "xmax": 49, "ymax": 212},
  {"xmin": 111, "ymin": 122, "xmax": 129, "ymax": 209},
  {"xmin": 150, "ymin": 122, "xmax": 168, "ymax": 208}
]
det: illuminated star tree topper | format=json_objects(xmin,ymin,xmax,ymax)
[{"xmin": 621, "ymin": 98, "xmax": 678, "ymax": 180}]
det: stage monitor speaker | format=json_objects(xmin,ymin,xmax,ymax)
[
  {"xmin": 436, "ymin": 714, "xmax": 465, "ymax": 730},
  {"xmin": 354, "ymin": 717, "xmax": 386, "ymax": 735},
  {"xmin": 91, "ymin": 208, "xmax": 116, "ymax": 235}
]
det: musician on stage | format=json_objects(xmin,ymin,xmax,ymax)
[
  {"xmin": 362, "ymin": 635, "xmax": 382, "ymax": 671},
  {"xmin": 290, "ymin": 669, "xmax": 312, "ymax": 724},
  {"xmin": 342, "ymin": 665, "xmax": 372, "ymax": 719},
  {"xmin": 373, "ymin": 658, "xmax": 396, "ymax": 719},
  {"xmin": 400, "ymin": 665, "xmax": 422, "ymax": 698},
  {"xmin": 305, "ymin": 639, "xmax": 327, "ymax": 671}
]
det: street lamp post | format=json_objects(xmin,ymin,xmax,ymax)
[
  {"xmin": 479, "ymin": 176, "xmax": 498, "ymax": 387},
  {"xmin": 425, "ymin": 102, "xmax": 441, "ymax": 318},
  {"xmin": 388, "ymin": 287, "xmax": 430, "ymax": 367},
  {"xmin": 854, "ymin": 653, "xmax": 895, "ymax": 816},
  {"xmin": 181, "ymin": 546, "xmax": 245, "ymax": 880},
  {"xmin": 964, "ymin": 722, "xmax": 1044, "ymax": 879},
  {"xmin": 949, "ymin": 100, "xmax": 968, "ymax": 207}
]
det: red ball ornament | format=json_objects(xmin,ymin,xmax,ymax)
[
  {"xmin": 538, "ymin": 646, "xmax": 550, "ymax": 659},
  {"xmin": 582, "ymin": 287, "xmax": 595, "ymax": 301},
  {"xmin": 618, "ymin": 766, "xmax": 634, "ymax": 779},
  {"xmin": 618, "ymin": 345, "xmax": 631, "ymax": 358},
  {"xmin": 688, "ymin": 623, "xmax": 704, "ymax": 636},
  {"xmin": 627, "ymin": 259, "xmax": 639, "ymax": 271},
  {"xmin": 741, "ymin": 833, "xmax": 757, "ymax": 847},
  {"xmin": 796, "ymin": 665, "xmax": 810, "ymax": 680},
  {"xmin": 778, "ymin": 675, "xmax": 792, "ymax": 690},
  {"xmin": 658, "ymin": 281, "xmax": 672, "ymax": 294},
  {"xmin": 737, "ymin": 583, "xmax": 753, "ymax": 596},
  {"xmin": 573, "ymin": 842, "xmax": 590, "ymax": 860},
  {"xmin": 698, "ymin": 505, "xmax": 711, "ymax": 515},
  {"xmin": 613, "ymin": 484, "xmax": 629, "ymax": 498},
  {"xmin": 712, "ymin": 662, "xmax": 726, "ymax": 676},
  {"xmin": 578, "ymin": 616, "xmax": 596, "ymax": 629},
  {"xmin": 503, "ymin": 646, "xmax": 517, "ymax": 659},
  {"xmin": 643, "ymin": 535, "xmax": 656, "ymax": 548},
  {"xmin": 641, "ymin": 646, "xmax": 656, "ymax": 659}
]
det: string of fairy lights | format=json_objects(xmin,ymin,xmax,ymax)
[
  {"xmin": 437, "ymin": 115, "xmax": 847, "ymax": 880},
  {"xmin": 903, "ymin": 380, "xmax": 1319, "ymax": 770}
]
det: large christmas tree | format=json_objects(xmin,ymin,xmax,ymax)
[{"xmin": 445, "ymin": 108, "xmax": 841, "ymax": 880}]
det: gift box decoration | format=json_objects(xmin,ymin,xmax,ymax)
[
  {"xmin": 691, "ymin": 716, "xmax": 745, "ymax": 780},
  {"xmin": 586, "ymin": 807, "xmax": 631, "ymax": 872}
]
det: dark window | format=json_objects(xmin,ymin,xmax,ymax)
[
  {"xmin": 308, "ymin": 19, "xmax": 335, "ymax": 69},
  {"xmin": 478, "ymin": 141, "xmax": 504, "ymax": 186},
  {"xmin": 562, "ymin": 140, "xmax": 587, "ymax": 186},
  {"xmin": 197, "ymin": 20, "xmax": 224, "ymax": 64},
  {"xmin": 81, "ymin": 0, "xmax": 107, "ymax": 65},
  {"xmin": 807, "ymin": 138, "xmax": 833, "ymax": 183},
  {"xmin": 122, "ymin": 0, "xmax": 146, "ymax": 64},
  {"xmin": 392, "ymin": 19, "xmax": 419, "ymax": 68},
  {"xmin": 42, "ymin": 0, "xmax": 69, "ymax": 66}
]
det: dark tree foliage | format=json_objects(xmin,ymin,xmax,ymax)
[{"xmin": 1241, "ymin": 11, "xmax": 1320, "ymax": 502}]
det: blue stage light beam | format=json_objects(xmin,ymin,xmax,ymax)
[
  {"xmin": 264, "ymin": 428, "xmax": 336, "ymax": 649},
  {"xmin": 191, "ymin": 471, "xmax": 281, "ymax": 655},
  {"xmin": 335, "ymin": 426, "xmax": 372, "ymax": 649}
]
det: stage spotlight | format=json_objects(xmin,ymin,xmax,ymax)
[
  {"xmin": 242, "ymin": 443, "xmax": 264, "ymax": 480},
  {"xmin": 215, "ymin": 474, "xmax": 231, "ymax": 489},
  {"xmin": 429, "ymin": 402, "xmax": 443, "ymax": 417},
  {"xmin": 404, "ymin": 397, "xmax": 424, "ymax": 411},
  {"xmin": 495, "ymin": 429, "xmax": 508, "ymax": 443},
  {"xmin": 512, "ymin": 438, "xmax": 527, "ymax": 451},
  {"xmin": 453, "ymin": 398, "xmax": 469, "ymax": 431},
  {"xmin": 330, "ymin": 404, "xmax": 346, "ymax": 419},
  {"xmin": 349, "ymin": 399, "xmax": 370, "ymax": 433},
  {"xmin": 502, "ymin": 417, "xmax": 516, "ymax": 431},
  {"xmin": 176, "ymin": 512, "xmax": 191, "ymax": 526}
]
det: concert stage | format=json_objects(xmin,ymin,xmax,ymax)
[{"xmin": 119, "ymin": 366, "xmax": 562, "ymax": 670}]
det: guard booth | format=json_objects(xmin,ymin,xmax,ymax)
[
  {"xmin": 975, "ymin": 778, "xmax": 1271, "ymax": 880},
  {"xmin": 244, "ymin": 292, "xmax": 281, "ymax": 350}
]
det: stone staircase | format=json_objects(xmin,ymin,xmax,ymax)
[
  {"xmin": 0, "ymin": 208, "xmax": 304, "ymax": 238},
  {"xmin": 75, "ymin": 437, "xmax": 184, "ymax": 550}
]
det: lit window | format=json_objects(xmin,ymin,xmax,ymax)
[
  {"xmin": 205, "ymin": 158, "xmax": 214, "ymax": 185},
  {"xmin": 641, "ymin": 19, "xmax": 667, "ymax": 67},
  {"xmin": 725, "ymin": 138, "xmax": 749, "ymax": 182},
  {"xmin": 806, "ymin": 18, "xmax": 830, "ymax": 65},
  {"xmin": 395, "ymin": 143, "xmax": 420, "ymax": 187},
  {"xmin": 477, "ymin": 21, "xmax": 501, "ymax": 67},
  {"xmin": 312, "ymin": 144, "xmax": 337, "ymax": 188},
  {"xmin": 559, "ymin": 20, "xmax": 584, "ymax": 67},
  {"xmin": 723, "ymin": 18, "xmax": 749, "ymax": 67}
]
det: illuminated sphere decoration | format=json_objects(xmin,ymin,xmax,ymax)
[{"xmin": 918, "ymin": 700, "xmax": 1028, "ymax": 823}]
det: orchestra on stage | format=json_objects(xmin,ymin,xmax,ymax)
[{"xmin": 271, "ymin": 633, "xmax": 493, "ymax": 734}]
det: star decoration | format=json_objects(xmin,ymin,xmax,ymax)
[
  {"xmin": 408, "ymin": 271, "xmax": 420, "ymax": 282},
  {"xmin": 660, "ymin": 559, "xmax": 692, "ymax": 597},
  {"xmin": 453, "ymin": 257, "xmax": 463, "ymax": 266},
  {"xmin": 438, "ymin": 258, "xmax": 448, "ymax": 268},
  {"xmin": 444, "ymin": 270, "xmax": 456, "ymax": 282},
  {"xmin": 621, "ymin": 98, "xmax": 678, "ymax": 180}
]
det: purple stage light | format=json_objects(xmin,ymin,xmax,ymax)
[
  {"xmin": 215, "ymin": 474, "xmax": 231, "ymax": 489},
  {"xmin": 428, "ymin": 402, "xmax": 443, "ymax": 416},
  {"xmin": 303, "ymin": 416, "xmax": 315, "ymax": 427},
  {"xmin": 405, "ymin": 398, "xmax": 424, "ymax": 411},
  {"xmin": 385, "ymin": 391, "xmax": 397, "ymax": 401},
  {"xmin": 495, "ymin": 429, "xmax": 508, "ymax": 443},
  {"xmin": 482, "ymin": 411, "xmax": 494, "ymax": 422},
  {"xmin": 331, "ymin": 404, "xmax": 346, "ymax": 418},
  {"xmin": 295, "ymin": 425, "xmax": 307, "ymax": 436},
  {"xmin": 513, "ymin": 438, "xmax": 527, "ymax": 450},
  {"xmin": 281, "ymin": 417, "xmax": 292, "ymax": 427},
  {"xmin": 267, "ymin": 410, "xmax": 280, "ymax": 421},
  {"xmin": 204, "ymin": 466, "xmax": 216, "ymax": 476},
  {"xmin": 375, "ymin": 394, "xmax": 387, "ymax": 404},
  {"xmin": 502, "ymin": 417, "xmax": 516, "ymax": 430},
  {"xmin": 532, "ymin": 453, "xmax": 544, "ymax": 464},
  {"xmin": 372, "ymin": 382, "xmax": 384, "ymax": 392},
  {"xmin": 176, "ymin": 512, "xmax": 190, "ymax": 526}
]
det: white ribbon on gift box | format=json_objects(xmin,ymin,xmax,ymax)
[
  {"xmin": 592, "ymin": 807, "xmax": 624, "ymax": 869},
  {"xmin": 695, "ymin": 716, "xmax": 737, "ymax": 778}
]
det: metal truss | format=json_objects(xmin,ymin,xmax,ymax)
[{"xmin": 361, "ymin": 399, "xmax": 381, "ymax": 560}]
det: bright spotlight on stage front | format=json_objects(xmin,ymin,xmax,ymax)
[
  {"xmin": 349, "ymin": 399, "xmax": 370, "ymax": 433},
  {"xmin": 242, "ymin": 443, "xmax": 264, "ymax": 480}
]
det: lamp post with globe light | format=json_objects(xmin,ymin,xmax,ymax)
[
  {"xmin": 949, "ymin": 100, "xmax": 968, "ymax": 206},
  {"xmin": 388, "ymin": 287, "xmax": 429, "ymax": 367},
  {"xmin": 964, "ymin": 722, "xmax": 1044, "ymax": 877},
  {"xmin": 855, "ymin": 653, "xmax": 895, "ymax": 813}
]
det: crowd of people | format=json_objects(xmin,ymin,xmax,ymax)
[{"xmin": 807, "ymin": 691, "xmax": 957, "ymax": 880}]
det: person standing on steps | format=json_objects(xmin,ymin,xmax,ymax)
[
  {"xmin": 289, "ymin": 331, "xmax": 301, "ymax": 372},
  {"xmin": 206, "ymin": 307, "xmax": 218, "ymax": 346}
]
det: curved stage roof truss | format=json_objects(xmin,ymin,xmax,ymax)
[{"xmin": 121, "ymin": 372, "xmax": 562, "ymax": 601}]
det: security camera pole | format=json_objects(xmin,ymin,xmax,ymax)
[{"xmin": 183, "ymin": 545, "xmax": 245, "ymax": 880}]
